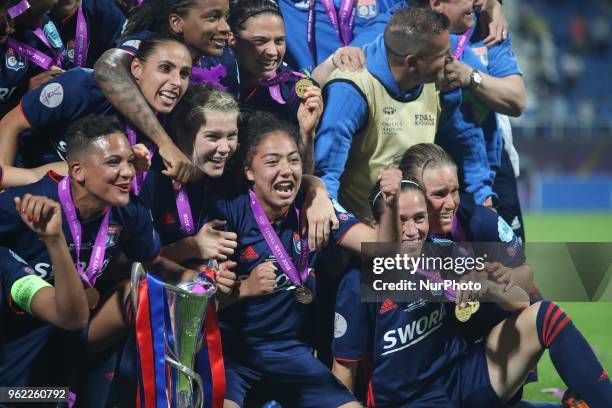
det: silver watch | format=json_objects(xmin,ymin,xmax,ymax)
[{"xmin": 469, "ymin": 69, "xmax": 483, "ymax": 89}]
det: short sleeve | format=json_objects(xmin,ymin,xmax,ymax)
[
  {"xmin": 20, "ymin": 68, "xmax": 102, "ymax": 129},
  {"xmin": 487, "ymin": 34, "xmax": 522, "ymax": 78},
  {"xmin": 331, "ymin": 199, "xmax": 361, "ymax": 245},
  {"xmin": 333, "ymin": 267, "xmax": 370, "ymax": 361},
  {"xmin": 117, "ymin": 31, "xmax": 150, "ymax": 55}
]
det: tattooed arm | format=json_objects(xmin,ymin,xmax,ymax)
[{"xmin": 94, "ymin": 49, "xmax": 193, "ymax": 184}]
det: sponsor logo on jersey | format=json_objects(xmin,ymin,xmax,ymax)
[
  {"xmin": 240, "ymin": 246, "xmax": 259, "ymax": 260},
  {"xmin": 403, "ymin": 299, "xmax": 426, "ymax": 313},
  {"xmin": 414, "ymin": 113, "xmax": 435, "ymax": 126},
  {"xmin": 381, "ymin": 303, "xmax": 447, "ymax": 355},
  {"xmin": 357, "ymin": 0, "xmax": 377, "ymax": 19},
  {"xmin": 379, "ymin": 298, "xmax": 397, "ymax": 314},
  {"xmin": 5, "ymin": 48, "xmax": 26, "ymax": 71},
  {"xmin": 334, "ymin": 312, "xmax": 348, "ymax": 338},
  {"xmin": 39, "ymin": 82, "xmax": 64, "ymax": 108}
]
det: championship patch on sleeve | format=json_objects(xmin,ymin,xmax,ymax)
[
  {"xmin": 334, "ymin": 312, "xmax": 348, "ymax": 339},
  {"xmin": 11, "ymin": 275, "xmax": 52, "ymax": 315}
]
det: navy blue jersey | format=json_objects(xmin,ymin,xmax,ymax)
[
  {"xmin": 212, "ymin": 190, "xmax": 359, "ymax": 345},
  {"xmin": 239, "ymin": 63, "xmax": 301, "ymax": 126},
  {"xmin": 19, "ymin": 68, "xmax": 111, "ymax": 164},
  {"xmin": 139, "ymin": 169, "xmax": 217, "ymax": 248},
  {"xmin": 0, "ymin": 173, "xmax": 161, "ymax": 287},
  {"xmin": 118, "ymin": 32, "xmax": 240, "ymax": 98},
  {"xmin": 333, "ymin": 267, "xmax": 467, "ymax": 407},
  {"xmin": 0, "ymin": 247, "xmax": 57, "ymax": 387},
  {"xmin": 52, "ymin": 0, "xmax": 126, "ymax": 69},
  {"xmin": 454, "ymin": 200, "xmax": 525, "ymax": 268},
  {"xmin": 0, "ymin": 31, "xmax": 45, "ymax": 114},
  {"xmin": 279, "ymin": 0, "xmax": 407, "ymax": 70},
  {"xmin": 19, "ymin": 68, "xmax": 156, "ymax": 165}
]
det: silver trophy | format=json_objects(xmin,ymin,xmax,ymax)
[{"xmin": 131, "ymin": 262, "xmax": 217, "ymax": 408}]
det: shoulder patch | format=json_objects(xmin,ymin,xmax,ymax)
[
  {"xmin": 39, "ymin": 82, "xmax": 64, "ymax": 108},
  {"xmin": 497, "ymin": 217, "xmax": 514, "ymax": 243},
  {"xmin": 334, "ymin": 312, "xmax": 348, "ymax": 338}
]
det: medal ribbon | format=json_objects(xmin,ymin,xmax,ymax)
[
  {"xmin": 32, "ymin": 23, "xmax": 64, "ymax": 68},
  {"xmin": 57, "ymin": 176, "xmax": 110, "ymax": 287},
  {"xmin": 307, "ymin": 0, "xmax": 357, "ymax": 64},
  {"xmin": 125, "ymin": 123, "xmax": 156, "ymax": 195},
  {"xmin": 7, "ymin": 0, "xmax": 30, "ymax": 19},
  {"xmin": 258, "ymin": 70, "xmax": 306, "ymax": 105},
  {"xmin": 415, "ymin": 269, "xmax": 457, "ymax": 302},
  {"xmin": 453, "ymin": 26, "xmax": 474, "ymax": 59},
  {"xmin": 175, "ymin": 186, "xmax": 196, "ymax": 236},
  {"xmin": 248, "ymin": 189, "xmax": 309, "ymax": 287},
  {"xmin": 6, "ymin": 37, "xmax": 55, "ymax": 70},
  {"xmin": 73, "ymin": 5, "xmax": 89, "ymax": 67}
]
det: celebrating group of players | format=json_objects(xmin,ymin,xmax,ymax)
[{"xmin": 0, "ymin": 0, "xmax": 611, "ymax": 407}]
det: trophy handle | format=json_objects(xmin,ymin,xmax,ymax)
[
  {"xmin": 165, "ymin": 356, "xmax": 204, "ymax": 408},
  {"xmin": 130, "ymin": 262, "xmax": 147, "ymax": 314}
]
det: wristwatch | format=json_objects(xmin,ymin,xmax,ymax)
[{"xmin": 469, "ymin": 69, "xmax": 483, "ymax": 89}]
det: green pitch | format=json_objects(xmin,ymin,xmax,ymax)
[{"xmin": 521, "ymin": 212, "xmax": 612, "ymax": 402}]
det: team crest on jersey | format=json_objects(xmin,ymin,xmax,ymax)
[
  {"xmin": 5, "ymin": 48, "xmax": 26, "ymax": 71},
  {"xmin": 357, "ymin": 0, "xmax": 377, "ymax": 19},
  {"xmin": 472, "ymin": 46, "xmax": 489, "ymax": 67},
  {"xmin": 293, "ymin": 232, "xmax": 302, "ymax": 254},
  {"xmin": 66, "ymin": 40, "xmax": 75, "ymax": 62},
  {"xmin": 106, "ymin": 225, "xmax": 123, "ymax": 247},
  {"xmin": 293, "ymin": 0, "xmax": 310, "ymax": 10},
  {"xmin": 497, "ymin": 217, "xmax": 514, "ymax": 243}
]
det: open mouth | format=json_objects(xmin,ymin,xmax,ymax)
[
  {"xmin": 159, "ymin": 90, "xmax": 178, "ymax": 105},
  {"xmin": 439, "ymin": 212, "xmax": 453, "ymax": 223},
  {"xmin": 207, "ymin": 155, "xmax": 228, "ymax": 166},
  {"xmin": 259, "ymin": 59, "xmax": 278, "ymax": 70},
  {"xmin": 115, "ymin": 183, "xmax": 131, "ymax": 193},
  {"xmin": 273, "ymin": 180, "xmax": 295, "ymax": 198},
  {"xmin": 211, "ymin": 37, "xmax": 227, "ymax": 48}
]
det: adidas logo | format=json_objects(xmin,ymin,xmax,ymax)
[
  {"xmin": 379, "ymin": 298, "xmax": 397, "ymax": 314},
  {"xmin": 240, "ymin": 246, "xmax": 259, "ymax": 260}
]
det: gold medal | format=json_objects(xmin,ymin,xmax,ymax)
[
  {"xmin": 468, "ymin": 300, "xmax": 480, "ymax": 314},
  {"xmin": 295, "ymin": 78, "xmax": 314, "ymax": 99},
  {"xmin": 454, "ymin": 304, "xmax": 472, "ymax": 322},
  {"xmin": 295, "ymin": 286, "xmax": 313, "ymax": 304},
  {"xmin": 85, "ymin": 287, "xmax": 100, "ymax": 310}
]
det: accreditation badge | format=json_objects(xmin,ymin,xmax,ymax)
[{"xmin": 357, "ymin": 0, "xmax": 377, "ymax": 20}]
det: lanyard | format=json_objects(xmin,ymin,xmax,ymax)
[
  {"xmin": 73, "ymin": 5, "xmax": 88, "ymax": 67},
  {"xmin": 453, "ymin": 26, "xmax": 474, "ymax": 59},
  {"xmin": 248, "ymin": 189, "xmax": 309, "ymax": 287},
  {"xmin": 257, "ymin": 70, "xmax": 306, "ymax": 105},
  {"xmin": 307, "ymin": 0, "xmax": 356, "ymax": 64},
  {"xmin": 57, "ymin": 176, "xmax": 110, "ymax": 287}
]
